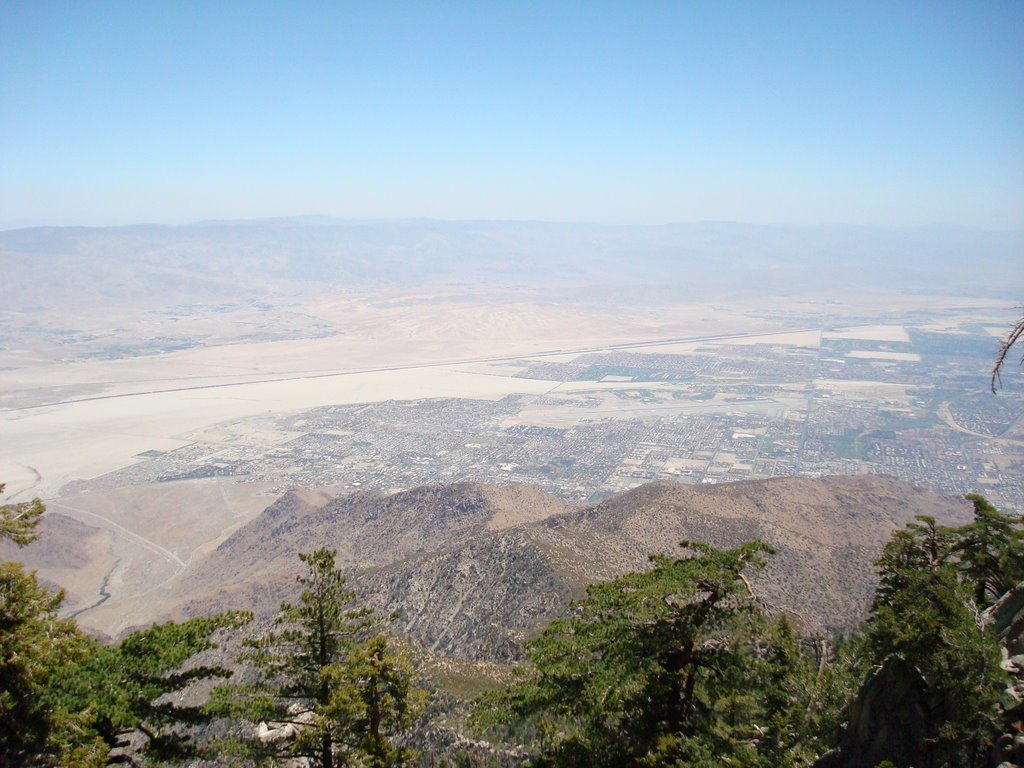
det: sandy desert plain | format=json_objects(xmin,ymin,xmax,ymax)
[{"xmin": 2, "ymin": 289, "xmax": 1022, "ymax": 635}]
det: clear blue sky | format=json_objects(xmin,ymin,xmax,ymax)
[{"xmin": 1, "ymin": 1, "xmax": 1022, "ymax": 228}]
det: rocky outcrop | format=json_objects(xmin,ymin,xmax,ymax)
[
  {"xmin": 814, "ymin": 655, "xmax": 931, "ymax": 768},
  {"xmin": 180, "ymin": 481, "xmax": 571, "ymax": 617},
  {"xmin": 357, "ymin": 529, "xmax": 575, "ymax": 662},
  {"xmin": 179, "ymin": 475, "xmax": 971, "ymax": 658},
  {"xmin": 347, "ymin": 476, "xmax": 971, "ymax": 662},
  {"xmin": 988, "ymin": 582, "xmax": 1024, "ymax": 656},
  {"xmin": 817, "ymin": 583, "xmax": 1024, "ymax": 768},
  {"xmin": 987, "ymin": 582, "xmax": 1024, "ymax": 768}
]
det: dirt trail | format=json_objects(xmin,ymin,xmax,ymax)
[{"xmin": 46, "ymin": 500, "xmax": 186, "ymax": 570}]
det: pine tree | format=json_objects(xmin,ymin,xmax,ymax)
[
  {"xmin": 955, "ymin": 493, "xmax": 1024, "ymax": 608},
  {"xmin": 473, "ymin": 540, "xmax": 810, "ymax": 767},
  {"xmin": 52, "ymin": 612, "xmax": 251, "ymax": 762},
  {"xmin": 1, "ymin": 482, "xmax": 250, "ymax": 765},
  {"xmin": 0, "ymin": 482, "xmax": 45, "ymax": 547},
  {"xmin": 213, "ymin": 548, "xmax": 422, "ymax": 768},
  {"xmin": 324, "ymin": 634, "xmax": 428, "ymax": 767},
  {"xmin": 0, "ymin": 561, "xmax": 105, "ymax": 766},
  {"xmin": 862, "ymin": 511, "xmax": 1006, "ymax": 767},
  {"xmin": 0, "ymin": 485, "xmax": 106, "ymax": 766}
]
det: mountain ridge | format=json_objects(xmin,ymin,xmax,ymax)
[
  {"xmin": 4, "ymin": 220, "xmax": 1020, "ymax": 313},
  {"xmin": 183, "ymin": 481, "xmax": 571, "ymax": 607},
  {"xmin": 179, "ymin": 474, "xmax": 971, "ymax": 661}
]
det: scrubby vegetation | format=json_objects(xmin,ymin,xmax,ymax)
[
  {"xmin": 209, "ymin": 548, "xmax": 426, "ymax": 768},
  {"xmin": 1, "ymin": 495, "xmax": 425, "ymax": 767},
  {"xmin": 472, "ymin": 495, "xmax": 1022, "ymax": 768},
  {"xmin": 2, "ymin": 483, "xmax": 1022, "ymax": 767}
]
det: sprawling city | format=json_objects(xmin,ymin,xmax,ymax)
[
  {"xmin": 3, "ymin": 2, "xmax": 1023, "ymax": 766},
  {"xmin": 64, "ymin": 317, "xmax": 1023, "ymax": 514}
]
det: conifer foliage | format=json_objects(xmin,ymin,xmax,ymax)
[
  {"xmin": 0, "ymin": 486, "xmax": 250, "ymax": 766},
  {"xmin": 324, "ymin": 634, "xmax": 428, "ymax": 768},
  {"xmin": 212, "ymin": 547, "xmax": 427, "ymax": 768},
  {"xmin": 473, "ymin": 496, "xmax": 1023, "ymax": 768},
  {"xmin": 473, "ymin": 540, "xmax": 818, "ymax": 767},
  {"xmin": 52, "ymin": 612, "xmax": 251, "ymax": 762},
  {"xmin": 0, "ymin": 482, "xmax": 45, "ymax": 546},
  {"xmin": 3, "ymin": 476, "xmax": 1021, "ymax": 768},
  {"xmin": 862, "ymin": 503, "xmax": 1020, "ymax": 767},
  {"xmin": 0, "ymin": 560, "xmax": 102, "ymax": 765}
]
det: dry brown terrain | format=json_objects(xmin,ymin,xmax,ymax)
[
  {"xmin": 1, "ymin": 221, "xmax": 1019, "ymax": 643},
  {"xmin": 1, "ymin": 293, "xmax": 787, "ymax": 503},
  {"xmin": 3, "ymin": 290, "xmax": 1018, "ymax": 639},
  {"xmin": 1, "ymin": 479, "xmax": 275, "ymax": 633},
  {"xmin": 170, "ymin": 475, "xmax": 970, "ymax": 661}
]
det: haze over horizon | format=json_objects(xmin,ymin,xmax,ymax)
[
  {"xmin": 4, "ymin": 215, "xmax": 1024, "ymax": 236},
  {"xmin": 2, "ymin": 2, "xmax": 1022, "ymax": 230}
]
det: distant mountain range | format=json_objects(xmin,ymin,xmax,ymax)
[
  {"xmin": 3, "ymin": 218, "xmax": 1021, "ymax": 313},
  {"xmin": 176, "ymin": 474, "xmax": 971, "ymax": 662}
]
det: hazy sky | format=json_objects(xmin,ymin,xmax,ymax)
[{"xmin": 2, "ymin": 1, "xmax": 1022, "ymax": 229}]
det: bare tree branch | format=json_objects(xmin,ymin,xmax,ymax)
[{"xmin": 991, "ymin": 313, "xmax": 1024, "ymax": 394}]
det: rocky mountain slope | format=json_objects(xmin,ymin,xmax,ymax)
[
  {"xmin": 181, "ymin": 482, "xmax": 570, "ymax": 611},
  {"xmin": 357, "ymin": 476, "xmax": 970, "ymax": 660},
  {"xmin": 179, "ymin": 475, "xmax": 970, "ymax": 662}
]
